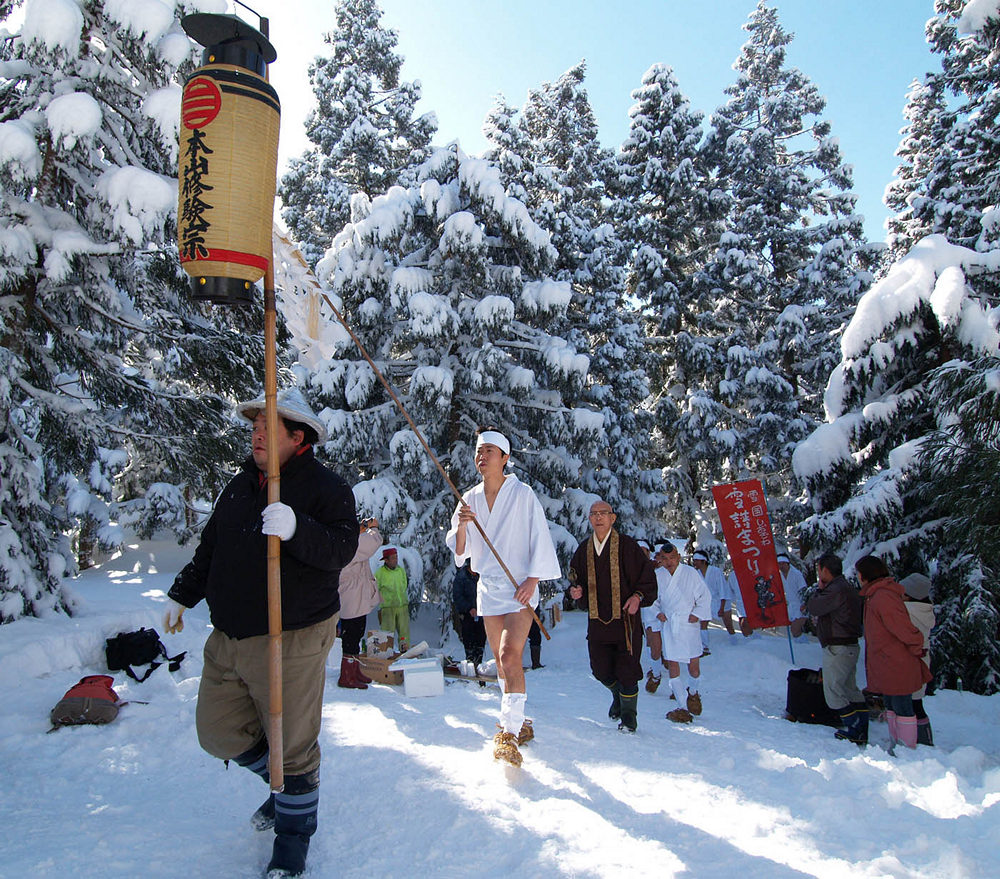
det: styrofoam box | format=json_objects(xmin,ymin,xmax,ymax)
[{"xmin": 390, "ymin": 657, "xmax": 444, "ymax": 697}]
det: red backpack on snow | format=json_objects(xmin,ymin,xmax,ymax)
[{"xmin": 48, "ymin": 675, "xmax": 122, "ymax": 731}]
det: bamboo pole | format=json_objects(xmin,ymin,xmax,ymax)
[{"xmin": 264, "ymin": 270, "xmax": 284, "ymax": 792}]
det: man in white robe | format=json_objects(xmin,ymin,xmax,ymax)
[
  {"xmin": 445, "ymin": 429, "xmax": 560, "ymax": 766},
  {"xmin": 777, "ymin": 552, "xmax": 810, "ymax": 634},
  {"xmin": 654, "ymin": 543, "xmax": 712, "ymax": 723},
  {"xmin": 691, "ymin": 549, "xmax": 729, "ymax": 651}
]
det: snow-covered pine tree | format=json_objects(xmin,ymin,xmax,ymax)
[
  {"xmin": 690, "ymin": 1, "xmax": 871, "ymax": 545},
  {"xmin": 911, "ymin": 357, "xmax": 1000, "ymax": 692},
  {"xmin": 883, "ymin": 72, "xmax": 949, "ymax": 263},
  {"xmin": 0, "ymin": 0, "xmax": 263, "ymax": 620},
  {"xmin": 792, "ymin": 238, "xmax": 1000, "ymax": 691},
  {"xmin": 308, "ymin": 146, "xmax": 594, "ymax": 604},
  {"xmin": 612, "ymin": 62, "xmax": 727, "ymax": 538},
  {"xmin": 278, "ymin": 0, "xmax": 437, "ymax": 267},
  {"xmin": 486, "ymin": 63, "xmax": 663, "ymax": 537},
  {"xmin": 799, "ymin": 2, "xmax": 1000, "ymax": 694}
]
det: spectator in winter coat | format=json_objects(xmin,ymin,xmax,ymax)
[
  {"xmin": 164, "ymin": 387, "xmax": 358, "ymax": 878},
  {"xmin": 856, "ymin": 555, "xmax": 933, "ymax": 751},
  {"xmin": 807, "ymin": 553, "xmax": 867, "ymax": 744},
  {"xmin": 452, "ymin": 559, "xmax": 486, "ymax": 667},
  {"xmin": 337, "ymin": 519, "xmax": 383, "ymax": 689},
  {"xmin": 567, "ymin": 501, "xmax": 658, "ymax": 732},
  {"xmin": 375, "ymin": 547, "xmax": 409, "ymax": 652},
  {"xmin": 445, "ymin": 427, "xmax": 561, "ymax": 767},
  {"xmin": 901, "ymin": 572, "xmax": 936, "ymax": 746}
]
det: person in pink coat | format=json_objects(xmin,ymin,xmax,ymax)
[
  {"xmin": 855, "ymin": 555, "xmax": 932, "ymax": 751},
  {"xmin": 337, "ymin": 519, "xmax": 383, "ymax": 689}
]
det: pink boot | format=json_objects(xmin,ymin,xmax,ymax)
[
  {"xmin": 885, "ymin": 709, "xmax": 898, "ymax": 748},
  {"xmin": 895, "ymin": 714, "xmax": 918, "ymax": 749}
]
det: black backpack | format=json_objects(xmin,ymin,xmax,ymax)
[{"xmin": 105, "ymin": 627, "xmax": 185, "ymax": 682}]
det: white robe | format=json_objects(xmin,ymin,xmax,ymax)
[
  {"xmin": 701, "ymin": 564, "xmax": 728, "ymax": 612},
  {"xmin": 654, "ymin": 563, "xmax": 712, "ymax": 662},
  {"xmin": 782, "ymin": 565, "xmax": 809, "ymax": 615},
  {"xmin": 445, "ymin": 474, "xmax": 561, "ymax": 616}
]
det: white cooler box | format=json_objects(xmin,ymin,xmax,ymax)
[{"xmin": 389, "ymin": 656, "xmax": 444, "ymax": 697}]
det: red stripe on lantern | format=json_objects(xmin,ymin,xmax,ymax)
[{"xmin": 180, "ymin": 248, "xmax": 269, "ymax": 272}]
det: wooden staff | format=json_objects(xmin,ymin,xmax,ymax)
[
  {"xmin": 263, "ymin": 266, "xmax": 284, "ymax": 791},
  {"xmin": 316, "ymin": 290, "xmax": 550, "ymax": 640}
]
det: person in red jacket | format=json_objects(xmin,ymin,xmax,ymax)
[{"xmin": 855, "ymin": 555, "xmax": 932, "ymax": 752}]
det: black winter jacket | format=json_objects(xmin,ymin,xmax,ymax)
[
  {"xmin": 807, "ymin": 574, "xmax": 863, "ymax": 647},
  {"xmin": 168, "ymin": 447, "xmax": 358, "ymax": 639}
]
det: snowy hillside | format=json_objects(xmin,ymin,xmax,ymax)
[{"xmin": 1, "ymin": 538, "xmax": 997, "ymax": 878}]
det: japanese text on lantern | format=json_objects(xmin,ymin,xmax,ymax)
[{"xmin": 179, "ymin": 129, "xmax": 214, "ymax": 262}]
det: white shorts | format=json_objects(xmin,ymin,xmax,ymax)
[
  {"xmin": 662, "ymin": 617, "xmax": 702, "ymax": 662},
  {"xmin": 641, "ymin": 605, "xmax": 660, "ymax": 630},
  {"xmin": 477, "ymin": 577, "xmax": 539, "ymax": 617}
]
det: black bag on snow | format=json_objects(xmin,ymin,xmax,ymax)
[
  {"xmin": 784, "ymin": 667, "xmax": 842, "ymax": 726},
  {"xmin": 105, "ymin": 627, "xmax": 185, "ymax": 682}
]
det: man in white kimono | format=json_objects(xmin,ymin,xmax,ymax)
[
  {"xmin": 654, "ymin": 543, "xmax": 712, "ymax": 723},
  {"xmin": 446, "ymin": 428, "xmax": 561, "ymax": 767},
  {"xmin": 777, "ymin": 552, "xmax": 810, "ymax": 633},
  {"xmin": 691, "ymin": 549, "xmax": 729, "ymax": 652}
]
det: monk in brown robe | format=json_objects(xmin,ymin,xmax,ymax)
[{"xmin": 567, "ymin": 500, "xmax": 658, "ymax": 732}]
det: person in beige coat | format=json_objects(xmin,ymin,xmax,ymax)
[
  {"xmin": 901, "ymin": 572, "xmax": 936, "ymax": 746},
  {"xmin": 337, "ymin": 519, "xmax": 383, "ymax": 689}
]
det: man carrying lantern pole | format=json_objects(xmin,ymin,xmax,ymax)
[{"xmin": 167, "ymin": 11, "xmax": 358, "ymax": 878}]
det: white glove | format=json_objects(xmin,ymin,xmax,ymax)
[
  {"xmin": 262, "ymin": 502, "xmax": 297, "ymax": 541},
  {"xmin": 163, "ymin": 599, "xmax": 186, "ymax": 634}
]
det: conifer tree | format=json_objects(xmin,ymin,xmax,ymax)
[
  {"xmin": 307, "ymin": 147, "xmax": 593, "ymax": 602},
  {"xmin": 799, "ymin": 1, "xmax": 1000, "ymax": 694},
  {"xmin": 486, "ymin": 63, "xmax": 663, "ymax": 535},
  {"xmin": 612, "ymin": 63, "xmax": 726, "ymax": 536},
  {"xmin": 0, "ymin": 2, "xmax": 261, "ymax": 620},
  {"xmin": 690, "ymin": 1, "xmax": 871, "ymax": 542},
  {"xmin": 278, "ymin": 0, "xmax": 437, "ymax": 267}
]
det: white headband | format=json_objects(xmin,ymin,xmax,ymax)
[{"xmin": 475, "ymin": 431, "xmax": 510, "ymax": 455}]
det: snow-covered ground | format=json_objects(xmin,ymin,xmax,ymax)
[{"xmin": 1, "ymin": 538, "xmax": 997, "ymax": 878}]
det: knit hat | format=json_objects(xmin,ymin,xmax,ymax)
[
  {"xmin": 237, "ymin": 387, "xmax": 327, "ymax": 444},
  {"xmin": 900, "ymin": 572, "xmax": 932, "ymax": 600},
  {"xmin": 381, "ymin": 546, "xmax": 398, "ymax": 560}
]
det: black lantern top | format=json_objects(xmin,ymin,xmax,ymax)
[{"xmin": 182, "ymin": 13, "xmax": 276, "ymax": 75}]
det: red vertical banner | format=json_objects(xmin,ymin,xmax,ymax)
[{"xmin": 711, "ymin": 480, "xmax": 789, "ymax": 630}]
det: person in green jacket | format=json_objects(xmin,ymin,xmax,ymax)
[{"xmin": 375, "ymin": 546, "xmax": 409, "ymax": 651}]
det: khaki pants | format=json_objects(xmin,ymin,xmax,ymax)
[{"xmin": 196, "ymin": 615, "xmax": 337, "ymax": 776}]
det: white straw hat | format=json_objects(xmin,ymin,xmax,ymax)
[{"xmin": 237, "ymin": 387, "xmax": 328, "ymax": 444}]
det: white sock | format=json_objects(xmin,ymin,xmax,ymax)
[
  {"xmin": 689, "ymin": 676, "xmax": 701, "ymax": 696},
  {"xmin": 701, "ymin": 628, "xmax": 709, "ymax": 650},
  {"xmin": 503, "ymin": 692, "xmax": 526, "ymax": 734},
  {"xmin": 669, "ymin": 675, "xmax": 686, "ymax": 704}
]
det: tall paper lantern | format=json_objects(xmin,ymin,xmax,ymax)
[{"xmin": 177, "ymin": 13, "xmax": 279, "ymax": 305}]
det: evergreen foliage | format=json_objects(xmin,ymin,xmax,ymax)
[
  {"xmin": 278, "ymin": 0, "xmax": 437, "ymax": 267},
  {"xmin": 689, "ymin": 1, "xmax": 871, "ymax": 544},
  {"xmin": 0, "ymin": 2, "xmax": 262, "ymax": 621},
  {"xmin": 802, "ymin": 1, "xmax": 1000, "ymax": 693},
  {"xmin": 612, "ymin": 63, "xmax": 727, "ymax": 537},
  {"xmin": 306, "ymin": 147, "xmax": 594, "ymax": 604},
  {"xmin": 485, "ymin": 63, "xmax": 664, "ymax": 537}
]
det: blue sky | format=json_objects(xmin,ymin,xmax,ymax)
[{"xmin": 269, "ymin": 1, "xmax": 940, "ymax": 243}]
